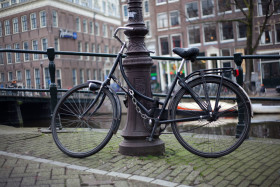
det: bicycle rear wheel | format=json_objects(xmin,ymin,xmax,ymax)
[
  {"xmin": 170, "ymin": 76, "xmax": 251, "ymax": 158},
  {"xmin": 51, "ymin": 82, "xmax": 118, "ymax": 158}
]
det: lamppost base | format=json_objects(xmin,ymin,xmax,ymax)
[{"xmin": 119, "ymin": 138, "xmax": 165, "ymax": 156}]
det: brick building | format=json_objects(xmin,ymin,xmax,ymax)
[
  {"xmin": 120, "ymin": 0, "xmax": 280, "ymax": 92},
  {"xmin": 0, "ymin": 0, "xmax": 121, "ymax": 89}
]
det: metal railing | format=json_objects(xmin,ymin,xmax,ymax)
[{"xmin": 1, "ymin": 48, "xmax": 280, "ymax": 116}]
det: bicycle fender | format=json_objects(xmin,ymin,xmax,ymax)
[
  {"xmin": 87, "ymin": 80, "xmax": 122, "ymax": 134},
  {"xmin": 177, "ymin": 75, "xmax": 253, "ymax": 117}
]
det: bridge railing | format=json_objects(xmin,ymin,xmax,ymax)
[{"xmin": 1, "ymin": 48, "xmax": 280, "ymax": 117}]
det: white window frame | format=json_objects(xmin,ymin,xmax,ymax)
[
  {"xmin": 185, "ymin": 2, "xmax": 199, "ymax": 20},
  {"xmin": 8, "ymin": 72, "xmax": 13, "ymax": 82},
  {"xmin": 260, "ymin": 25, "xmax": 272, "ymax": 45},
  {"xmin": 203, "ymin": 23, "xmax": 217, "ymax": 44},
  {"xmin": 72, "ymin": 69, "xmax": 77, "ymax": 86},
  {"xmin": 40, "ymin": 10, "xmax": 47, "ymax": 28},
  {"xmin": 170, "ymin": 34, "xmax": 182, "ymax": 51},
  {"xmin": 6, "ymin": 45, "xmax": 12, "ymax": 64},
  {"xmin": 275, "ymin": 23, "xmax": 280, "ymax": 44},
  {"xmin": 76, "ymin": 17, "xmax": 80, "ymax": 32},
  {"xmin": 83, "ymin": 19, "xmax": 87, "ymax": 33},
  {"xmin": 80, "ymin": 69, "xmax": 84, "ymax": 84},
  {"xmin": 34, "ymin": 68, "xmax": 41, "ymax": 89},
  {"xmin": 102, "ymin": 24, "xmax": 108, "ymax": 37},
  {"xmin": 158, "ymin": 35, "xmax": 170, "ymax": 56},
  {"xmin": 23, "ymin": 41, "xmax": 29, "ymax": 62},
  {"xmin": 4, "ymin": 20, "xmax": 10, "ymax": 35},
  {"xmin": 30, "ymin": 13, "xmax": 37, "ymax": 30},
  {"xmin": 95, "ymin": 22, "xmax": 99, "ymax": 36},
  {"xmin": 25, "ymin": 69, "xmax": 31, "ymax": 88},
  {"xmin": 156, "ymin": 0, "xmax": 167, "ymax": 6},
  {"xmin": 41, "ymin": 38, "xmax": 48, "ymax": 58},
  {"xmin": 21, "ymin": 15, "xmax": 28, "ymax": 32},
  {"xmin": 0, "ymin": 21, "xmax": 2, "ymax": 37},
  {"xmin": 188, "ymin": 25, "xmax": 201, "ymax": 46},
  {"xmin": 219, "ymin": 22, "xmax": 234, "ymax": 43},
  {"xmin": 169, "ymin": 10, "xmax": 180, "ymax": 28},
  {"xmin": 12, "ymin": 18, "xmax": 19, "ymax": 34},
  {"xmin": 54, "ymin": 38, "xmax": 60, "ymax": 58},
  {"xmin": 145, "ymin": 20, "xmax": 151, "ymax": 38},
  {"xmin": 122, "ymin": 5, "xmax": 128, "ymax": 21},
  {"xmin": 16, "ymin": 71, "xmax": 22, "ymax": 81},
  {"xmin": 143, "ymin": 0, "xmax": 150, "ymax": 17},
  {"xmin": 32, "ymin": 40, "xmax": 39, "ymax": 60},
  {"xmin": 14, "ymin": 43, "xmax": 21, "ymax": 63},
  {"xmin": 157, "ymin": 12, "xmax": 168, "ymax": 30},
  {"xmin": 201, "ymin": 0, "xmax": 214, "ymax": 18},
  {"xmin": 217, "ymin": 0, "xmax": 232, "ymax": 14},
  {"xmin": 52, "ymin": 10, "xmax": 58, "ymax": 27},
  {"xmin": 234, "ymin": 0, "xmax": 248, "ymax": 12},
  {"xmin": 236, "ymin": 22, "xmax": 247, "ymax": 41}
]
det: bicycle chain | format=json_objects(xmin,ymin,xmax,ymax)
[{"xmin": 114, "ymin": 78, "xmax": 150, "ymax": 120}]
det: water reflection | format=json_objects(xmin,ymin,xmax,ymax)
[{"xmin": 23, "ymin": 114, "xmax": 280, "ymax": 139}]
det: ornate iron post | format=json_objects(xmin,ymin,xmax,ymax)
[
  {"xmin": 47, "ymin": 48, "xmax": 57, "ymax": 119},
  {"xmin": 119, "ymin": 0, "xmax": 165, "ymax": 156}
]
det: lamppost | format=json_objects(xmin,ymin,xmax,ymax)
[{"xmin": 119, "ymin": 0, "xmax": 165, "ymax": 156}]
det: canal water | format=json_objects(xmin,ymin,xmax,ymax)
[{"xmin": 21, "ymin": 114, "xmax": 280, "ymax": 139}]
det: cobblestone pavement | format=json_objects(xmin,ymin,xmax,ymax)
[{"xmin": 0, "ymin": 125, "xmax": 280, "ymax": 187}]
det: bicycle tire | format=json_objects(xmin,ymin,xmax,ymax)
[
  {"xmin": 51, "ymin": 82, "xmax": 118, "ymax": 158},
  {"xmin": 170, "ymin": 76, "xmax": 251, "ymax": 158}
]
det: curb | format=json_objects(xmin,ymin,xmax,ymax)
[{"xmin": 0, "ymin": 151, "xmax": 192, "ymax": 187}]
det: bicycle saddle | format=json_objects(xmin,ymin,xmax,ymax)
[{"xmin": 173, "ymin": 47, "xmax": 199, "ymax": 62}]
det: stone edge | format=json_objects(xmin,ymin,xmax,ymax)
[{"xmin": 0, "ymin": 151, "xmax": 192, "ymax": 187}]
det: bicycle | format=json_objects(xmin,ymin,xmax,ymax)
[{"xmin": 51, "ymin": 27, "xmax": 252, "ymax": 158}]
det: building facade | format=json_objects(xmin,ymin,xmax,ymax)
[
  {"xmin": 120, "ymin": 0, "xmax": 280, "ymax": 92},
  {"xmin": 0, "ymin": 0, "xmax": 121, "ymax": 89}
]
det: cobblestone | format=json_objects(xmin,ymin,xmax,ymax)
[{"xmin": 1, "ymin": 125, "xmax": 280, "ymax": 186}]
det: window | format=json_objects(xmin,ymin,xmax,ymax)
[
  {"xmin": 159, "ymin": 36, "xmax": 169, "ymax": 55},
  {"xmin": 17, "ymin": 71, "xmax": 22, "ymax": 81},
  {"xmin": 14, "ymin": 43, "xmax": 20, "ymax": 62},
  {"xmin": 157, "ymin": 13, "xmax": 168, "ymax": 29},
  {"xmin": 188, "ymin": 25, "xmax": 200, "ymax": 45},
  {"xmin": 44, "ymin": 68, "xmax": 50, "ymax": 88},
  {"xmin": 89, "ymin": 21, "xmax": 93, "ymax": 34},
  {"xmin": 170, "ymin": 11, "xmax": 180, "ymax": 27},
  {"xmin": 92, "ymin": 44, "xmax": 95, "ymax": 60},
  {"xmin": 35, "ymin": 68, "xmax": 40, "ymax": 88},
  {"xmin": 52, "ymin": 10, "xmax": 58, "ymax": 27},
  {"xmin": 95, "ymin": 22, "xmax": 99, "ymax": 36},
  {"xmin": 85, "ymin": 42, "xmax": 89, "ymax": 60},
  {"xmin": 235, "ymin": 0, "xmax": 247, "ymax": 11},
  {"xmin": 32, "ymin": 40, "xmax": 39, "ymax": 60},
  {"xmin": 25, "ymin": 70, "xmax": 31, "ymax": 88},
  {"xmin": 122, "ymin": 5, "xmax": 128, "ymax": 20},
  {"xmin": 96, "ymin": 44, "xmax": 101, "ymax": 61},
  {"xmin": 274, "ymin": 0, "xmax": 280, "ymax": 14},
  {"xmin": 260, "ymin": 25, "xmax": 272, "ymax": 44},
  {"xmin": 11, "ymin": 0, "xmax": 17, "ymax": 4},
  {"xmin": 8, "ymin": 72, "xmax": 13, "ymax": 82},
  {"xmin": 0, "ymin": 46, "xmax": 3, "ymax": 65},
  {"xmin": 56, "ymin": 69, "xmax": 61, "ymax": 88},
  {"xmin": 12, "ymin": 18, "xmax": 19, "ymax": 33},
  {"xmin": 72, "ymin": 69, "xmax": 77, "ymax": 86},
  {"xmin": 220, "ymin": 22, "xmax": 234, "ymax": 41},
  {"xmin": 30, "ymin": 13, "xmax": 37, "ymax": 29},
  {"xmin": 0, "ymin": 22, "xmax": 2, "ymax": 37},
  {"xmin": 217, "ymin": 0, "xmax": 231, "ymax": 13},
  {"xmin": 21, "ymin": 15, "xmax": 28, "ymax": 31},
  {"xmin": 83, "ymin": 19, "xmax": 87, "ymax": 33},
  {"xmin": 221, "ymin": 49, "xmax": 230, "ymax": 56},
  {"xmin": 80, "ymin": 69, "xmax": 84, "ymax": 84},
  {"xmin": 23, "ymin": 41, "xmax": 29, "ymax": 61},
  {"xmin": 102, "ymin": 24, "xmax": 108, "ymax": 37},
  {"xmin": 42, "ymin": 38, "xmax": 48, "ymax": 58},
  {"xmin": 171, "ymin": 35, "xmax": 182, "ymax": 48},
  {"xmin": 201, "ymin": 0, "xmax": 214, "ymax": 16},
  {"xmin": 237, "ymin": 22, "xmax": 247, "ymax": 39},
  {"xmin": 145, "ymin": 20, "xmax": 151, "ymax": 37},
  {"xmin": 54, "ymin": 38, "xmax": 59, "ymax": 57},
  {"xmin": 40, "ymin": 11, "xmax": 46, "ymax": 27},
  {"xmin": 157, "ymin": 0, "xmax": 166, "ymax": 5},
  {"xmin": 258, "ymin": 0, "xmax": 270, "ymax": 16},
  {"xmin": 110, "ymin": 26, "xmax": 114, "ymax": 38},
  {"xmin": 87, "ymin": 69, "xmax": 91, "ymax": 80},
  {"xmin": 0, "ymin": 73, "xmax": 4, "ymax": 82},
  {"xmin": 6, "ymin": 45, "xmax": 12, "ymax": 64},
  {"xmin": 76, "ymin": 17, "xmax": 80, "ymax": 31},
  {"xmin": 276, "ymin": 23, "xmax": 280, "ymax": 43},
  {"xmin": 144, "ymin": 0, "xmax": 149, "ymax": 16},
  {"xmin": 4, "ymin": 20, "xmax": 10, "ymax": 35},
  {"xmin": 1, "ymin": 2, "xmax": 9, "ymax": 8},
  {"xmin": 104, "ymin": 45, "xmax": 109, "ymax": 61},
  {"xmin": 186, "ymin": 2, "xmax": 198, "ymax": 20},
  {"xmin": 203, "ymin": 23, "xmax": 217, "ymax": 43},
  {"xmin": 78, "ymin": 41, "xmax": 82, "ymax": 59}
]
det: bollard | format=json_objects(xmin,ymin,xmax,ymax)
[
  {"xmin": 234, "ymin": 53, "xmax": 246, "ymax": 138},
  {"xmin": 47, "ymin": 47, "xmax": 57, "ymax": 129},
  {"xmin": 119, "ymin": 0, "xmax": 165, "ymax": 156}
]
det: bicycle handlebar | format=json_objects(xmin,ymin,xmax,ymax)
[{"xmin": 113, "ymin": 27, "xmax": 134, "ymax": 45}]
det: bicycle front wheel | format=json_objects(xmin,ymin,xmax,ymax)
[
  {"xmin": 51, "ymin": 83, "xmax": 118, "ymax": 158},
  {"xmin": 170, "ymin": 76, "xmax": 251, "ymax": 158}
]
